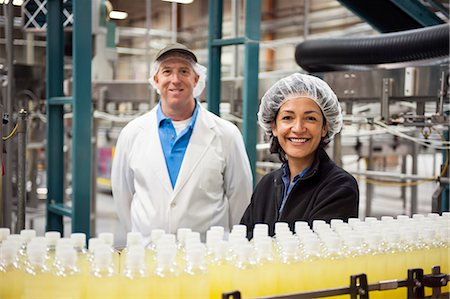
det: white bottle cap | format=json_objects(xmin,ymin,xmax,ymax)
[
  {"xmin": 303, "ymin": 237, "xmax": 320, "ymax": 254},
  {"xmin": 396, "ymin": 215, "xmax": 410, "ymax": 221},
  {"xmin": 126, "ymin": 232, "xmax": 143, "ymax": 247},
  {"xmin": 176, "ymin": 228, "xmax": 192, "ymax": 245},
  {"xmin": 88, "ymin": 238, "xmax": 105, "ymax": 253},
  {"xmin": 274, "ymin": 222, "xmax": 290, "ymax": 236},
  {"xmin": 70, "ymin": 233, "xmax": 87, "ymax": 249},
  {"xmin": 231, "ymin": 224, "xmax": 247, "ymax": 239},
  {"xmin": 20, "ymin": 229, "xmax": 37, "ymax": 244},
  {"xmin": 57, "ymin": 247, "xmax": 78, "ymax": 267},
  {"xmin": 254, "ymin": 237, "xmax": 273, "ymax": 258},
  {"xmin": 294, "ymin": 221, "xmax": 310, "ymax": 234},
  {"xmin": 94, "ymin": 245, "xmax": 113, "ymax": 267},
  {"xmin": 0, "ymin": 243, "xmax": 18, "ymax": 263},
  {"xmin": 206, "ymin": 230, "xmax": 222, "ymax": 249},
  {"xmin": 330, "ymin": 219, "xmax": 344, "ymax": 230},
  {"xmin": 57, "ymin": 238, "xmax": 75, "ymax": 248},
  {"xmin": 412, "ymin": 214, "xmax": 425, "ymax": 220},
  {"xmin": 27, "ymin": 245, "xmax": 47, "ymax": 265},
  {"xmin": 97, "ymin": 232, "xmax": 114, "ymax": 247},
  {"xmin": 45, "ymin": 231, "xmax": 61, "ymax": 247},
  {"xmin": 28, "ymin": 237, "xmax": 48, "ymax": 249},
  {"xmin": 6, "ymin": 234, "xmax": 25, "ymax": 246},
  {"xmin": 381, "ymin": 216, "xmax": 394, "ymax": 222},
  {"xmin": 210, "ymin": 226, "xmax": 225, "ymax": 238},
  {"xmin": 213, "ymin": 240, "xmax": 229, "ymax": 259},
  {"xmin": 0, "ymin": 228, "xmax": 10, "ymax": 242},
  {"xmin": 150, "ymin": 229, "xmax": 165, "ymax": 244}
]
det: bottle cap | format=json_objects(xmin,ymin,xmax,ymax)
[
  {"xmin": 98, "ymin": 232, "xmax": 114, "ymax": 247},
  {"xmin": 20, "ymin": 229, "xmax": 37, "ymax": 243},
  {"xmin": 70, "ymin": 233, "xmax": 87, "ymax": 249},
  {"xmin": 45, "ymin": 231, "xmax": 61, "ymax": 247},
  {"xmin": 0, "ymin": 228, "xmax": 10, "ymax": 242}
]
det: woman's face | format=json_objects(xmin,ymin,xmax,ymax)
[{"xmin": 271, "ymin": 97, "xmax": 327, "ymax": 168}]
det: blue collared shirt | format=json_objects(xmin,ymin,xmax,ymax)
[
  {"xmin": 157, "ymin": 101, "xmax": 199, "ymax": 188},
  {"xmin": 280, "ymin": 163, "xmax": 311, "ymax": 213}
]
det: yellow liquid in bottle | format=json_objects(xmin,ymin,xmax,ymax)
[
  {"xmin": 85, "ymin": 275, "xmax": 119, "ymax": 299},
  {"xmin": 322, "ymin": 257, "xmax": 348, "ymax": 299},
  {"xmin": 231, "ymin": 266, "xmax": 259, "ymax": 298},
  {"xmin": 149, "ymin": 274, "xmax": 180, "ymax": 299},
  {"xmin": 276, "ymin": 260, "xmax": 303, "ymax": 295},
  {"xmin": 120, "ymin": 276, "xmax": 151, "ymax": 299},
  {"xmin": 383, "ymin": 251, "xmax": 406, "ymax": 299},
  {"xmin": 52, "ymin": 272, "xmax": 82, "ymax": 299},
  {"xmin": 208, "ymin": 261, "xmax": 232, "ymax": 298},
  {"xmin": 300, "ymin": 258, "xmax": 324, "ymax": 292},
  {"xmin": 440, "ymin": 244, "xmax": 449, "ymax": 293},
  {"xmin": 180, "ymin": 271, "xmax": 209, "ymax": 299},
  {"xmin": 256, "ymin": 260, "xmax": 278, "ymax": 297},
  {"xmin": 1, "ymin": 266, "xmax": 23, "ymax": 299},
  {"xmin": 23, "ymin": 271, "xmax": 53, "ymax": 299},
  {"xmin": 366, "ymin": 253, "xmax": 386, "ymax": 299}
]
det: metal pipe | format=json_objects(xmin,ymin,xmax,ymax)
[
  {"xmin": 303, "ymin": 0, "xmax": 310, "ymax": 38},
  {"xmin": 349, "ymin": 169, "xmax": 449, "ymax": 184},
  {"xmin": 171, "ymin": 2, "xmax": 177, "ymax": 43},
  {"xmin": 4, "ymin": 0, "xmax": 14, "ymax": 229},
  {"xmin": 145, "ymin": 0, "xmax": 151, "ymax": 79},
  {"xmin": 231, "ymin": 0, "xmax": 239, "ymax": 77},
  {"xmin": 0, "ymin": 103, "xmax": 3, "ymax": 227},
  {"xmin": 365, "ymin": 122, "xmax": 375, "ymax": 217},
  {"xmin": 16, "ymin": 109, "xmax": 28, "ymax": 233}
]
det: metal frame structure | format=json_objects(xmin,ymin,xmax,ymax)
[
  {"xmin": 46, "ymin": 0, "xmax": 92, "ymax": 238},
  {"xmin": 207, "ymin": 0, "xmax": 261, "ymax": 181}
]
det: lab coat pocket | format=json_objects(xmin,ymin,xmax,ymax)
[{"xmin": 198, "ymin": 155, "xmax": 224, "ymax": 196}]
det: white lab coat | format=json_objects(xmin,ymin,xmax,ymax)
[{"xmin": 111, "ymin": 103, "xmax": 253, "ymax": 242}]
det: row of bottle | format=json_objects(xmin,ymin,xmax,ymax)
[{"xmin": 0, "ymin": 212, "xmax": 449, "ymax": 299}]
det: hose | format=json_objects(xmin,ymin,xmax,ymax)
[{"xmin": 295, "ymin": 24, "xmax": 449, "ymax": 72}]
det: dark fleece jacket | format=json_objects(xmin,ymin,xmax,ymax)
[{"xmin": 241, "ymin": 148, "xmax": 359, "ymax": 238}]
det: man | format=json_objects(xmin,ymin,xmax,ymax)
[{"xmin": 111, "ymin": 43, "xmax": 253, "ymax": 243}]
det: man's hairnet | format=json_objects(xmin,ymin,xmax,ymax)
[
  {"xmin": 258, "ymin": 73, "xmax": 343, "ymax": 144},
  {"xmin": 148, "ymin": 51, "xmax": 207, "ymax": 98}
]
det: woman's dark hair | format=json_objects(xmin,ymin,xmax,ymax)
[{"xmin": 269, "ymin": 116, "xmax": 329, "ymax": 163}]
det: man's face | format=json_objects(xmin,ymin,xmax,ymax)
[{"xmin": 153, "ymin": 57, "xmax": 199, "ymax": 118}]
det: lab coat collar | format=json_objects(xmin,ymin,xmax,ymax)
[{"xmin": 171, "ymin": 104, "xmax": 216, "ymax": 198}]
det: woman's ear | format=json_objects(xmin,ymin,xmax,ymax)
[
  {"xmin": 271, "ymin": 121, "xmax": 277, "ymax": 137},
  {"xmin": 321, "ymin": 125, "xmax": 328, "ymax": 138}
]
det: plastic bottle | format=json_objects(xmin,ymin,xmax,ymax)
[
  {"xmin": 181, "ymin": 246, "xmax": 209, "ymax": 298},
  {"xmin": 300, "ymin": 237, "xmax": 323, "ymax": 292},
  {"xmin": 364, "ymin": 233, "xmax": 386, "ymax": 299},
  {"xmin": 208, "ymin": 240, "xmax": 233, "ymax": 298},
  {"xmin": 0, "ymin": 227, "xmax": 10, "ymax": 244},
  {"xmin": 44, "ymin": 231, "xmax": 61, "ymax": 266},
  {"xmin": 254, "ymin": 236, "xmax": 278, "ymax": 297},
  {"xmin": 71, "ymin": 233, "xmax": 89, "ymax": 273},
  {"xmin": 85, "ymin": 244, "xmax": 119, "ymax": 299},
  {"xmin": 51, "ymin": 247, "xmax": 82, "ymax": 299},
  {"xmin": 120, "ymin": 245, "xmax": 150, "ymax": 298},
  {"xmin": 145, "ymin": 229, "xmax": 165, "ymax": 273},
  {"xmin": 149, "ymin": 245, "xmax": 180, "ymax": 298},
  {"xmin": 0, "ymin": 242, "xmax": 24, "ymax": 299},
  {"xmin": 22, "ymin": 243, "xmax": 52, "ymax": 299},
  {"xmin": 383, "ymin": 232, "xmax": 408, "ymax": 299},
  {"xmin": 120, "ymin": 232, "xmax": 144, "ymax": 271},
  {"xmin": 98, "ymin": 232, "xmax": 121, "ymax": 272},
  {"xmin": 231, "ymin": 243, "xmax": 259, "ymax": 298},
  {"xmin": 321, "ymin": 236, "xmax": 348, "ymax": 299}
]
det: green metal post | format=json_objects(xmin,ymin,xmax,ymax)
[
  {"xmin": 207, "ymin": 0, "xmax": 223, "ymax": 116},
  {"xmin": 391, "ymin": 0, "xmax": 443, "ymax": 26},
  {"xmin": 243, "ymin": 0, "xmax": 261, "ymax": 182},
  {"xmin": 46, "ymin": 0, "xmax": 65, "ymax": 233},
  {"xmin": 72, "ymin": 0, "xmax": 92, "ymax": 237}
]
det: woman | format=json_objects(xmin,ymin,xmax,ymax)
[{"xmin": 240, "ymin": 73, "xmax": 359, "ymax": 237}]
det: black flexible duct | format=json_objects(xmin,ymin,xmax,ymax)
[{"xmin": 295, "ymin": 24, "xmax": 449, "ymax": 72}]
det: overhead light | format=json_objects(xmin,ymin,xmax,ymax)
[
  {"xmin": 109, "ymin": 10, "xmax": 128, "ymax": 20},
  {"xmin": 12, "ymin": 0, "xmax": 23, "ymax": 5},
  {"xmin": 162, "ymin": 0, "xmax": 194, "ymax": 4}
]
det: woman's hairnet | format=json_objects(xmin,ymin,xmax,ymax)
[
  {"xmin": 258, "ymin": 73, "xmax": 343, "ymax": 144},
  {"xmin": 148, "ymin": 52, "xmax": 207, "ymax": 98}
]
